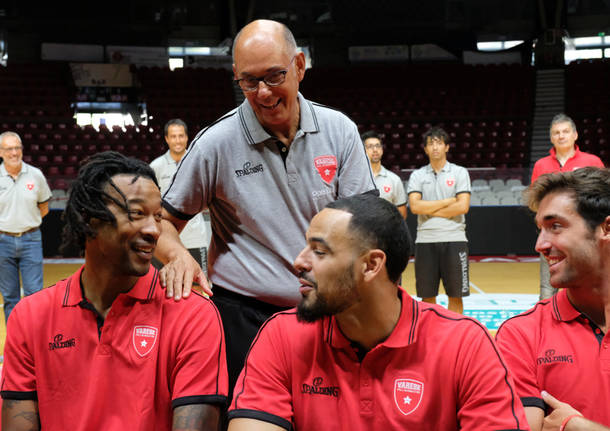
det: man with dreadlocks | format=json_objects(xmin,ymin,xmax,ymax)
[{"xmin": 0, "ymin": 152, "xmax": 228, "ymax": 431}]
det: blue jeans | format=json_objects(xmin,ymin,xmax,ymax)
[{"xmin": 0, "ymin": 229, "xmax": 44, "ymax": 322}]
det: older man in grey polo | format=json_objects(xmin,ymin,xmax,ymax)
[
  {"xmin": 408, "ymin": 126, "xmax": 471, "ymax": 314},
  {"xmin": 0, "ymin": 131, "xmax": 52, "ymax": 322},
  {"xmin": 155, "ymin": 19, "xmax": 376, "ymax": 396}
]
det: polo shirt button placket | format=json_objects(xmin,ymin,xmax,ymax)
[{"xmin": 359, "ymin": 366, "xmax": 374, "ymax": 416}]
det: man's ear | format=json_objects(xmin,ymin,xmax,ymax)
[
  {"xmin": 361, "ymin": 249, "xmax": 386, "ymax": 283},
  {"xmin": 295, "ymin": 51, "xmax": 306, "ymax": 82},
  {"xmin": 601, "ymin": 215, "xmax": 610, "ymax": 238}
]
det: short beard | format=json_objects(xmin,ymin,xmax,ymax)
[{"xmin": 296, "ymin": 265, "xmax": 357, "ymax": 323}]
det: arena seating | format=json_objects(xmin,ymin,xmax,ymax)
[
  {"xmin": 300, "ymin": 63, "xmax": 535, "ymax": 172},
  {"xmin": 135, "ymin": 66, "xmax": 235, "ymax": 133},
  {"xmin": 2, "ymin": 62, "xmax": 537, "ymax": 198},
  {"xmin": 0, "ymin": 64, "xmax": 237, "ymax": 194}
]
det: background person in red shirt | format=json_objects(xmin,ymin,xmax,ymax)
[
  {"xmin": 531, "ymin": 113, "xmax": 604, "ymax": 300},
  {"xmin": 496, "ymin": 167, "xmax": 610, "ymax": 431}
]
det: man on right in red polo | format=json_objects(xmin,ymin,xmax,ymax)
[{"xmin": 496, "ymin": 167, "xmax": 610, "ymax": 431}]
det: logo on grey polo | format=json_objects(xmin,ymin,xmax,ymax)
[{"xmin": 235, "ymin": 161, "xmax": 264, "ymax": 177}]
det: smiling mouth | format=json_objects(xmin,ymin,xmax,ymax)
[
  {"xmin": 261, "ymin": 99, "xmax": 281, "ymax": 110},
  {"xmin": 546, "ymin": 255, "xmax": 563, "ymax": 266},
  {"xmin": 133, "ymin": 244, "xmax": 155, "ymax": 259}
]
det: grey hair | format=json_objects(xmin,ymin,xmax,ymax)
[
  {"xmin": 549, "ymin": 113, "xmax": 577, "ymax": 137},
  {"xmin": 0, "ymin": 131, "xmax": 22, "ymax": 147}
]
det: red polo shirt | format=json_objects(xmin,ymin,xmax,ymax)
[
  {"xmin": 495, "ymin": 289, "xmax": 610, "ymax": 426},
  {"xmin": 530, "ymin": 146, "xmax": 604, "ymax": 184},
  {"xmin": 1, "ymin": 266, "xmax": 228, "ymax": 431},
  {"xmin": 229, "ymin": 289, "xmax": 528, "ymax": 430}
]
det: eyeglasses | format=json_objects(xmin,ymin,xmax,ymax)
[
  {"xmin": 365, "ymin": 143, "xmax": 383, "ymax": 150},
  {"xmin": 1, "ymin": 146, "xmax": 23, "ymax": 152},
  {"xmin": 235, "ymin": 56, "xmax": 296, "ymax": 92}
]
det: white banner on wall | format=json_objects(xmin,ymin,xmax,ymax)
[
  {"xmin": 411, "ymin": 44, "xmax": 457, "ymax": 61},
  {"xmin": 348, "ymin": 45, "xmax": 409, "ymax": 62},
  {"xmin": 106, "ymin": 45, "xmax": 169, "ymax": 67},
  {"xmin": 42, "ymin": 43, "xmax": 104, "ymax": 62},
  {"xmin": 70, "ymin": 63, "xmax": 133, "ymax": 87},
  {"xmin": 463, "ymin": 50, "xmax": 522, "ymax": 65}
]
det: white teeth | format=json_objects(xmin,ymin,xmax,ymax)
[{"xmin": 261, "ymin": 100, "xmax": 281, "ymax": 109}]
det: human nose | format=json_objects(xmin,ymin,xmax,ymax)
[
  {"xmin": 293, "ymin": 246, "xmax": 312, "ymax": 272},
  {"xmin": 535, "ymin": 230, "xmax": 550, "ymax": 254},
  {"xmin": 255, "ymin": 80, "xmax": 273, "ymax": 97},
  {"xmin": 142, "ymin": 215, "xmax": 162, "ymax": 241}
]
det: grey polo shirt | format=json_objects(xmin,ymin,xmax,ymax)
[
  {"xmin": 407, "ymin": 161, "xmax": 471, "ymax": 243},
  {"xmin": 163, "ymin": 93, "xmax": 376, "ymax": 306},
  {"xmin": 150, "ymin": 151, "xmax": 210, "ymax": 249},
  {"xmin": 375, "ymin": 165, "xmax": 407, "ymax": 207},
  {"xmin": 0, "ymin": 162, "xmax": 52, "ymax": 233}
]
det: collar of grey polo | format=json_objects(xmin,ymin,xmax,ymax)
[{"xmin": 239, "ymin": 92, "xmax": 319, "ymax": 145}]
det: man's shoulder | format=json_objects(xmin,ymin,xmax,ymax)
[
  {"xmin": 306, "ymin": 99, "xmax": 356, "ymax": 131},
  {"xmin": 10, "ymin": 281, "xmax": 67, "ymax": 325},
  {"xmin": 447, "ymin": 162, "xmax": 468, "ymax": 174},
  {"xmin": 577, "ymin": 150, "xmax": 604, "ymax": 165},
  {"xmin": 189, "ymin": 108, "xmax": 241, "ymax": 148},
  {"xmin": 410, "ymin": 165, "xmax": 426, "ymax": 174},
  {"xmin": 158, "ymin": 289, "xmax": 220, "ymax": 318},
  {"xmin": 496, "ymin": 299, "xmax": 553, "ymax": 338},
  {"xmin": 418, "ymin": 302, "xmax": 489, "ymax": 335},
  {"xmin": 409, "ymin": 165, "xmax": 429, "ymax": 179},
  {"xmin": 253, "ymin": 310, "xmax": 320, "ymax": 347},
  {"xmin": 22, "ymin": 162, "xmax": 47, "ymax": 180},
  {"xmin": 149, "ymin": 154, "xmax": 166, "ymax": 168},
  {"xmin": 382, "ymin": 166, "xmax": 402, "ymax": 180},
  {"xmin": 533, "ymin": 154, "xmax": 553, "ymax": 167}
]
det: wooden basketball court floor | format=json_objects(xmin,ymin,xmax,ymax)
[{"xmin": 0, "ymin": 260, "xmax": 540, "ymax": 356}]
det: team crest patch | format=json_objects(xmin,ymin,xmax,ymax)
[
  {"xmin": 383, "ymin": 185, "xmax": 391, "ymax": 193},
  {"xmin": 26, "ymin": 183, "xmax": 34, "ymax": 190},
  {"xmin": 446, "ymin": 179, "xmax": 454, "ymax": 187},
  {"xmin": 314, "ymin": 155, "xmax": 337, "ymax": 184},
  {"xmin": 394, "ymin": 379, "xmax": 424, "ymax": 415},
  {"xmin": 132, "ymin": 325, "xmax": 158, "ymax": 357}
]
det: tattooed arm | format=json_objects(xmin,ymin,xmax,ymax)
[
  {"xmin": 1, "ymin": 399, "xmax": 40, "ymax": 431},
  {"xmin": 172, "ymin": 404, "xmax": 220, "ymax": 431}
]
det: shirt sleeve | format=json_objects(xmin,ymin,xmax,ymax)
[
  {"xmin": 149, "ymin": 157, "xmax": 162, "ymax": 181},
  {"xmin": 530, "ymin": 160, "xmax": 542, "ymax": 184},
  {"xmin": 171, "ymin": 295, "xmax": 228, "ymax": 408},
  {"xmin": 495, "ymin": 318, "xmax": 545, "ymax": 410},
  {"xmin": 229, "ymin": 314, "xmax": 293, "ymax": 430},
  {"xmin": 592, "ymin": 156, "xmax": 605, "ymax": 168},
  {"xmin": 406, "ymin": 170, "xmax": 422, "ymax": 195},
  {"xmin": 162, "ymin": 137, "xmax": 211, "ymax": 220},
  {"xmin": 37, "ymin": 170, "xmax": 53, "ymax": 203},
  {"xmin": 395, "ymin": 176, "xmax": 407, "ymax": 206},
  {"xmin": 1, "ymin": 302, "xmax": 38, "ymax": 400},
  {"xmin": 454, "ymin": 322, "xmax": 529, "ymax": 430},
  {"xmin": 337, "ymin": 120, "xmax": 377, "ymax": 198},
  {"xmin": 455, "ymin": 166, "xmax": 471, "ymax": 194}
]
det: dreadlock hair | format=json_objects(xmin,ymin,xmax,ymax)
[{"xmin": 60, "ymin": 151, "xmax": 159, "ymax": 255}]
